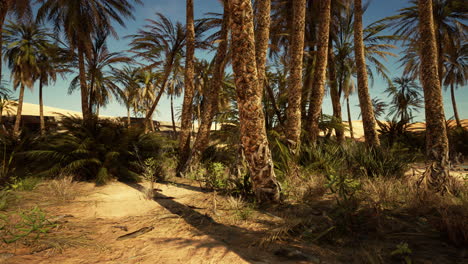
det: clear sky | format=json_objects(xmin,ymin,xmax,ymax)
[{"xmin": 4, "ymin": 0, "xmax": 467, "ymax": 123}]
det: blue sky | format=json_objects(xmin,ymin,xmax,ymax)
[{"xmin": 4, "ymin": 0, "xmax": 467, "ymax": 122}]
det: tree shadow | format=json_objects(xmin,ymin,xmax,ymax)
[{"xmin": 125, "ymin": 182, "xmax": 284, "ymax": 263}]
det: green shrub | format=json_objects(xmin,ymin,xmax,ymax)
[
  {"xmin": 23, "ymin": 115, "xmax": 170, "ymax": 185},
  {"xmin": 10, "ymin": 176, "xmax": 42, "ymax": 191}
]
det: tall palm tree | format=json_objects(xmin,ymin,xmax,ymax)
[
  {"xmin": 184, "ymin": 2, "xmax": 230, "ymax": 171},
  {"xmin": 353, "ymin": 0, "xmax": 380, "ymax": 146},
  {"xmin": 37, "ymin": 0, "xmax": 140, "ymax": 122},
  {"xmin": 36, "ymin": 44, "xmax": 69, "ymax": 135},
  {"xmin": 284, "ymin": 0, "xmax": 306, "ymax": 148},
  {"xmin": 3, "ymin": 20, "xmax": 53, "ymax": 134},
  {"xmin": 0, "ymin": 85, "xmax": 17, "ymax": 128},
  {"xmin": 128, "ymin": 13, "xmax": 186, "ymax": 132},
  {"xmin": 306, "ymin": 0, "xmax": 331, "ymax": 144},
  {"xmin": 385, "ymin": 77, "xmax": 423, "ymax": 123},
  {"xmin": 179, "ymin": 0, "xmax": 196, "ymax": 163},
  {"xmin": 69, "ymin": 31, "xmax": 131, "ymax": 118},
  {"xmin": 167, "ymin": 58, "xmax": 184, "ymax": 138},
  {"xmin": 443, "ymin": 39, "xmax": 467, "ymax": 128},
  {"xmin": 418, "ymin": 0, "xmax": 450, "ymax": 193},
  {"xmin": 0, "ymin": 0, "xmax": 31, "ymax": 79},
  {"xmin": 113, "ymin": 66, "xmax": 140, "ymax": 127},
  {"xmin": 381, "ymin": 0, "xmax": 467, "ymax": 86},
  {"xmin": 229, "ymin": 0, "xmax": 280, "ymax": 203}
]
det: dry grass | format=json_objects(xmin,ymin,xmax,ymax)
[{"xmin": 45, "ymin": 176, "xmax": 78, "ymax": 202}]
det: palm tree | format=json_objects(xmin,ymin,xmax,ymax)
[
  {"xmin": 0, "ymin": 0, "xmax": 31, "ymax": 79},
  {"xmin": 184, "ymin": 2, "xmax": 230, "ymax": 172},
  {"xmin": 167, "ymin": 58, "xmax": 184, "ymax": 138},
  {"xmin": 353, "ymin": 0, "xmax": 380, "ymax": 146},
  {"xmin": 385, "ymin": 77, "xmax": 423, "ymax": 123},
  {"xmin": 128, "ymin": 13, "xmax": 186, "ymax": 132},
  {"xmin": 443, "ymin": 39, "xmax": 467, "ymax": 128},
  {"xmin": 179, "ymin": 0, "xmax": 196, "ymax": 162},
  {"xmin": 343, "ymin": 78, "xmax": 355, "ymax": 138},
  {"xmin": 380, "ymin": 0, "xmax": 467, "ymax": 86},
  {"xmin": 113, "ymin": 66, "xmax": 140, "ymax": 127},
  {"xmin": 229, "ymin": 0, "xmax": 280, "ymax": 203},
  {"xmin": 418, "ymin": 0, "xmax": 450, "ymax": 193},
  {"xmin": 135, "ymin": 69, "xmax": 159, "ymax": 131},
  {"xmin": 3, "ymin": 20, "xmax": 53, "ymax": 134},
  {"xmin": 36, "ymin": 44, "xmax": 69, "ymax": 135},
  {"xmin": 69, "ymin": 31, "xmax": 131, "ymax": 118},
  {"xmin": 305, "ymin": 0, "xmax": 331, "ymax": 144},
  {"xmin": 285, "ymin": 0, "xmax": 307, "ymax": 148},
  {"xmin": 37, "ymin": 0, "xmax": 141, "ymax": 122}
]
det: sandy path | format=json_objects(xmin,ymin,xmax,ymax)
[{"xmin": 1, "ymin": 181, "xmax": 270, "ymax": 264}]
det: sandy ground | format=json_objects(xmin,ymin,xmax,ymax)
[{"xmin": 0, "ymin": 181, "xmax": 296, "ymax": 264}]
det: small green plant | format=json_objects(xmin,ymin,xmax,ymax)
[
  {"xmin": 326, "ymin": 173, "xmax": 361, "ymax": 206},
  {"xmin": 226, "ymin": 196, "xmax": 253, "ymax": 221},
  {"xmin": 205, "ymin": 162, "xmax": 228, "ymax": 190},
  {"xmin": 390, "ymin": 242, "xmax": 412, "ymax": 264},
  {"xmin": 0, "ymin": 206, "xmax": 57, "ymax": 244},
  {"xmin": 10, "ymin": 176, "xmax": 42, "ymax": 191}
]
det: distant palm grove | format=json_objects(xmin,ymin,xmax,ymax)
[{"xmin": 0, "ymin": 0, "xmax": 467, "ymax": 202}]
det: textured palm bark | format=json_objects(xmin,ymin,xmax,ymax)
[
  {"xmin": 417, "ymin": 0, "xmax": 450, "ymax": 193},
  {"xmin": 77, "ymin": 46, "xmax": 90, "ymax": 122},
  {"xmin": 306, "ymin": 0, "xmax": 331, "ymax": 144},
  {"xmin": 179, "ymin": 0, "xmax": 196, "ymax": 163},
  {"xmin": 353, "ymin": 0, "xmax": 379, "ymax": 147},
  {"xmin": 254, "ymin": 0, "xmax": 270, "ymax": 96},
  {"xmin": 285, "ymin": 0, "xmax": 306, "ymax": 149},
  {"xmin": 229, "ymin": 0, "xmax": 280, "ymax": 203},
  {"xmin": 186, "ymin": 2, "xmax": 230, "ymax": 169},
  {"xmin": 450, "ymin": 84, "xmax": 461, "ymax": 128},
  {"xmin": 328, "ymin": 43, "xmax": 344, "ymax": 144},
  {"xmin": 126, "ymin": 107, "xmax": 131, "ymax": 128},
  {"xmin": 39, "ymin": 80, "xmax": 45, "ymax": 135},
  {"xmin": 13, "ymin": 84, "xmax": 25, "ymax": 134}
]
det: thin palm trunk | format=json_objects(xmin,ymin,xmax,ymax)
[
  {"xmin": 144, "ymin": 62, "xmax": 173, "ymax": 133},
  {"xmin": 265, "ymin": 81, "xmax": 284, "ymax": 126},
  {"xmin": 285, "ymin": 0, "xmax": 306, "ymax": 148},
  {"xmin": 347, "ymin": 97, "xmax": 354, "ymax": 139},
  {"xmin": 229, "ymin": 0, "xmax": 280, "ymax": 203},
  {"xmin": 306, "ymin": 0, "xmax": 331, "ymax": 144},
  {"xmin": 353, "ymin": 0, "xmax": 379, "ymax": 146},
  {"xmin": 328, "ymin": 44, "xmax": 344, "ymax": 143},
  {"xmin": 450, "ymin": 84, "xmax": 461, "ymax": 128},
  {"xmin": 171, "ymin": 94, "xmax": 177, "ymax": 138},
  {"xmin": 39, "ymin": 80, "xmax": 45, "ymax": 135},
  {"xmin": 418, "ymin": 0, "xmax": 450, "ymax": 193},
  {"xmin": 254, "ymin": 0, "xmax": 271, "ymax": 98},
  {"xmin": 127, "ymin": 106, "xmax": 131, "ymax": 128},
  {"xmin": 13, "ymin": 84, "xmax": 25, "ymax": 134},
  {"xmin": 184, "ymin": 1, "xmax": 230, "ymax": 171},
  {"xmin": 78, "ymin": 46, "xmax": 90, "ymax": 122},
  {"xmin": 179, "ymin": 0, "xmax": 196, "ymax": 165}
]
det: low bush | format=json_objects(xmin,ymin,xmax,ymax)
[{"xmin": 24, "ymin": 115, "xmax": 171, "ymax": 185}]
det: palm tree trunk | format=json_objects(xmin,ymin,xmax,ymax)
[
  {"xmin": 254, "ymin": 0, "xmax": 271, "ymax": 96},
  {"xmin": 265, "ymin": 81, "xmax": 284, "ymax": 126},
  {"xmin": 328, "ymin": 44, "xmax": 344, "ymax": 144},
  {"xmin": 347, "ymin": 97, "xmax": 354, "ymax": 139},
  {"xmin": 171, "ymin": 94, "xmax": 177, "ymax": 138},
  {"xmin": 450, "ymin": 84, "xmax": 461, "ymax": 128},
  {"xmin": 127, "ymin": 106, "xmax": 131, "ymax": 128},
  {"xmin": 353, "ymin": 0, "xmax": 379, "ymax": 147},
  {"xmin": 306, "ymin": 0, "xmax": 331, "ymax": 144},
  {"xmin": 144, "ymin": 62, "xmax": 173, "ymax": 133},
  {"xmin": 229, "ymin": 0, "xmax": 280, "ymax": 203},
  {"xmin": 39, "ymin": 80, "xmax": 45, "ymax": 136},
  {"xmin": 13, "ymin": 84, "xmax": 25, "ymax": 135},
  {"xmin": 285, "ymin": 0, "xmax": 307, "ymax": 149},
  {"xmin": 77, "ymin": 46, "xmax": 90, "ymax": 122},
  {"xmin": 418, "ymin": 0, "xmax": 450, "ymax": 193},
  {"xmin": 179, "ymin": 0, "xmax": 196, "ymax": 165},
  {"xmin": 184, "ymin": 1, "xmax": 230, "ymax": 171}
]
